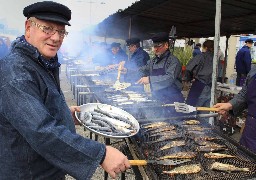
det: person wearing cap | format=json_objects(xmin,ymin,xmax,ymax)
[
  {"xmin": 214, "ymin": 65, "xmax": 256, "ymax": 153},
  {"xmin": 109, "ymin": 42, "xmax": 128, "ymax": 65},
  {"xmin": 137, "ymin": 32, "xmax": 184, "ymax": 104},
  {"xmin": 184, "ymin": 40, "xmax": 215, "ymax": 107},
  {"xmin": 192, "ymin": 43, "xmax": 202, "ymax": 57},
  {"xmin": 122, "ymin": 38, "xmax": 150, "ymax": 84},
  {"xmin": 235, "ymin": 38, "xmax": 254, "ymax": 86},
  {"xmin": 0, "ymin": 1, "xmax": 130, "ymax": 179}
]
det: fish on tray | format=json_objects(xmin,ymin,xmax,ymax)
[
  {"xmin": 183, "ymin": 120, "xmax": 200, "ymax": 125},
  {"xmin": 204, "ymin": 152, "xmax": 236, "ymax": 159},
  {"xmin": 159, "ymin": 152, "xmax": 197, "ymax": 159},
  {"xmin": 162, "ymin": 164, "xmax": 201, "ymax": 175},
  {"xmin": 159, "ymin": 140, "xmax": 186, "ymax": 151},
  {"xmin": 210, "ymin": 162, "xmax": 250, "ymax": 172}
]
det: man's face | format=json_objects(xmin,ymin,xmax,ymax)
[
  {"xmin": 25, "ymin": 18, "xmax": 66, "ymax": 59},
  {"xmin": 111, "ymin": 47, "xmax": 119, "ymax": 55},
  {"xmin": 153, "ymin": 42, "xmax": 168, "ymax": 56},
  {"xmin": 127, "ymin": 44, "xmax": 137, "ymax": 53},
  {"xmin": 247, "ymin": 43, "xmax": 253, "ymax": 48}
]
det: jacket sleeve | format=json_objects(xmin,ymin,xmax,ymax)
[
  {"xmin": 184, "ymin": 55, "xmax": 201, "ymax": 81},
  {"xmin": 1, "ymin": 79, "xmax": 106, "ymax": 179},
  {"xmin": 244, "ymin": 50, "xmax": 252, "ymax": 74},
  {"xmin": 149, "ymin": 56, "xmax": 182, "ymax": 91},
  {"xmin": 138, "ymin": 60, "xmax": 151, "ymax": 77}
]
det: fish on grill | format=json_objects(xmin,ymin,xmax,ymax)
[
  {"xmin": 142, "ymin": 122, "xmax": 169, "ymax": 129},
  {"xmin": 162, "ymin": 164, "xmax": 201, "ymax": 175},
  {"xmin": 196, "ymin": 146, "xmax": 227, "ymax": 152},
  {"xmin": 210, "ymin": 162, "xmax": 250, "ymax": 172},
  {"xmin": 148, "ymin": 131, "xmax": 177, "ymax": 138},
  {"xmin": 145, "ymin": 135, "xmax": 182, "ymax": 144},
  {"xmin": 159, "ymin": 141, "xmax": 186, "ymax": 151},
  {"xmin": 183, "ymin": 120, "xmax": 200, "ymax": 125},
  {"xmin": 204, "ymin": 152, "xmax": 236, "ymax": 159},
  {"xmin": 159, "ymin": 152, "xmax": 197, "ymax": 159},
  {"xmin": 185, "ymin": 126, "xmax": 211, "ymax": 131},
  {"xmin": 194, "ymin": 136, "xmax": 221, "ymax": 141},
  {"xmin": 195, "ymin": 140, "xmax": 225, "ymax": 147},
  {"xmin": 145, "ymin": 125, "xmax": 176, "ymax": 134}
]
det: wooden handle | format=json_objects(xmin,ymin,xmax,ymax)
[
  {"xmin": 117, "ymin": 64, "xmax": 122, "ymax": 80},
  {"xmin": 197, "ymin": 107, "xmax": 219, "ymax": 111},
  {"xmin": 129, "ymin": 160, "xmax": 147, "ymax": 166}
]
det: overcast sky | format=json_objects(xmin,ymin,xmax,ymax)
[{"xmin": 0, "ymin": 0, "xmax": 137, "ymax": 32}]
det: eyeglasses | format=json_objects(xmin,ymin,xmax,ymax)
[{"xmin": 29, "ymin": 19, "xmax": 68, "ymax": 38}]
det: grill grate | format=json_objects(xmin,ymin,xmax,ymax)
[{"xmin": 130, "ymin": 118, "xmax": 256, "ymax": 180}]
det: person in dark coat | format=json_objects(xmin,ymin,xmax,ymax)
[
  {"xmin": 122, "ymin": 38, "xmax": 150, "ymax": 83},
  {"xmin": 235, "ymin": 38, "xmax": 253, "ymax": 86},
  {"xmin": 214, "ymin": 66, "xmax": 256, "ymax": 153},
  {"xmin": 184, "ymin": 40, "xmax": 214, "ymax": 107},
  {"xmin": 137, "ymin": 32, "xmax": 184, "ymax": 104},
  {"xmin": 192, "ymin": 43, "xmax": 202, "ymax": 57},
  {"xmin": 109, "ymin": 42, "xmax": 128, "ymax": 65}
]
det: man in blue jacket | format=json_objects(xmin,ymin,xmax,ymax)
[
  {"xmin": 123, "ymin": 38, "xmax": 150, "ymax": 83},
  {"xmin": 235, "ymin": 38, "xmax": 254, "ymax": 86},
  {"xmin": 0, "ymin": 1, "xmax": 130, "ymax": 179}
]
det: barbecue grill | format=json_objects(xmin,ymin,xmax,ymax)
[{"xmin": 129, "ymin": 118, "xmax": 256, "ymax": 180}]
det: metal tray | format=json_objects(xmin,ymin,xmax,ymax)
[{"xmin": 75, "ymin": 103, "xmax": 140, "ymax": 139}]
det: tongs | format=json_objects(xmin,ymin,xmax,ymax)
[
  {"xmin": 129, "ymin": 159, "xmax": 191, "ymax": 166},
  {"xmin": 162, "ymin": 102, "xmax": 219, "ymax": 113}
]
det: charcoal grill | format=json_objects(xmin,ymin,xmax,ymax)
[{"xmin": 129, "ymin": 117, "xmax": 256, "ymax": 180}]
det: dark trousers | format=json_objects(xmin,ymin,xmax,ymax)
[{"xmin": 236, "ymin": 73, "xmax": 247, "ymax": 86}]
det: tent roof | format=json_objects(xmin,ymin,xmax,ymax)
[{"xmin": 94, "ymin": 0, "xmax": 256, "ymax": 40}]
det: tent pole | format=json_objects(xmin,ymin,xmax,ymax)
[
  {"xmin": 209, "ymin": 0, "xmax": 221, "ymax": 125},
  {"xmin": 222, "ymin": 35, "xmax": 230, "ymax": 83}
]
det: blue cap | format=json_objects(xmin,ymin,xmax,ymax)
[{"xmin": 23, "ymin": 1, "xmax": 71, "ymax": 26}]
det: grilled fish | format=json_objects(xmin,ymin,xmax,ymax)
[
  {"xmin": 211, "ymin": 162, "xmax": 249, "ymax": 172},
  {"xmin": 195, "ymin": 140, "xmax": 225, "ymax": 148},
  {"xmin": 183, "ymin": 120, "xmax": 200, "ymax": 125},
  {"xmin": 146, "ymin": 126, "xmax": 176, "ymax": 134},
  {"xmin": 185, "ymin": 126, "xmax": 211, "ymax": 131},
  {"xmin": 196, "ymin": 146, "xmax": 226, "ymax": 152},
  {"xmin": 142, "ymin": 122, "xmax": 169, "ymax": 129},
  {"xmin": 148, "ymin": 131, "xmax": 177, "ymax": 138},
  {"xmin": 160, "ymin": 141, "xmax": 186, "ymax": 151},
  {"xmin": 159, "ymin": 152, "xmax": 197, "ymax": 159},
  {"xmin": 163, "ymin": 164, "xmax": 201, "ymax": 175},
  {"xmin": 146, "ymin": 135, "xmax": 182, "ymax": 144},
  {"xmin": 204, "ymin": 152, "xmax": 235, "ymax": 159},
  {"xmin": 194, "ymin": 136, "xmax": 220, "ymax": 141}
]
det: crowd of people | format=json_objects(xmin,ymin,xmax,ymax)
[{"xmin": 0, "ymin": 0, "xmax": 256, "ymax": 179}]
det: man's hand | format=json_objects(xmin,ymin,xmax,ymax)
[
  {"xmin": 69, "ymin": 106, "xmax": 81, "ymax": 125},
  {"xmin": 213, "ymin": 103, "xmax": 232, "ymax": 115},
  {"xmin": 101, "ymin": 146, "xmax": 130, "ymax": 179},
  {"xmin": 136, "ymin": 77, "xmax": 149, "ymax": 85}
]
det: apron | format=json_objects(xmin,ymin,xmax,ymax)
[
  {"xmin": 239, "ymin": 74, "xmax": 256, "ymax": 153},
  {"xmin": 186, "ymin": 79, "xmax": 206, "ymax": 106},
  {"xmin": 151, "ymin": 54, "xmax": 184, "ymax": 104}
]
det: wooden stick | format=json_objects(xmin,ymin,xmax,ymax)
[
  {"xmin": 196, "ymin": 107, "xmax": 219, "ymax": 111},
  {"xmin": 129, "ymin": 160, "xmax": 147, "ymax": 166}
]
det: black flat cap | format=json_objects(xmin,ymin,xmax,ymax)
[
  {"xmin": 245, "ymin": 39, "xmax": 253, "ymax": 44},
  {"xmin": 151, "ymin": 32, "xmax": 169, "ymax": 43},
  {"xmin": 126, "ymin": 38, "xmax": 140, "ymax": 46},
  {"xmin": 111, "ymin": 42, "xmax": 121, "ymax": 48},
  {"xmin": 23, "ymin": 1, "xmax": 71, "ymax": 26}
]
